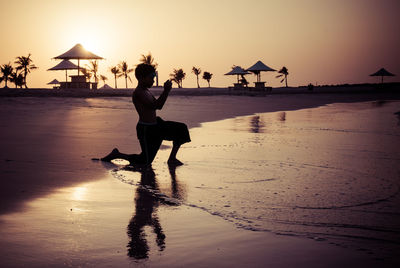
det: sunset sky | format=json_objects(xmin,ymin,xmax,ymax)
[{"xmin": 1, "ymin": 0, "xmax": 399, "ymax": 88}]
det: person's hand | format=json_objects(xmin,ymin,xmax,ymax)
[{"xmin": 164, "ymin": 80, "xmax": 172, "ymax": 92}]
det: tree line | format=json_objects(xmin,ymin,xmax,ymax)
[
  {"xmin": 107, "ymin": 54, "xmax": 214, "ymax": 89},
  {"xmin": 169, "ymin": 67, "xmax": 213, "ymax": 89},
  {"xmin": 1, "ymin": 52, "xmax": 215, "ymax": 89},
  {"xmin": 0, "ymin": 54, "xmax": 37, "ymax": 88},
  {"xmin": 2, "ymin": 52, "xmax": 292, "ymax": 89}
]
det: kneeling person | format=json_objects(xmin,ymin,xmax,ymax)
[{"xmin": 101, "ymin": 63, "xmax": 191, "ymax": 166}]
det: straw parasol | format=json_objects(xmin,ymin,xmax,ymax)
[
  {"xmin": 47, "ymin": 59, "xmax": 83, "ymax": 83},
  {"xmin": 246, "ymin": 61, "xmax": 276, "ymax": 83},
  {"xmin": 54, "ymin": 44, "xmax": 103, "ymax": 75},
  {"xmin": 225, "ymin": 66, "xmax": 250, "ymax": 83},
  {"xmin": 47, "ymin": 79, "xmax": 60, "ymax": 85},
  {"xmin": 369, "ymin": 68, "xmax": 395, "ymax": 84}
]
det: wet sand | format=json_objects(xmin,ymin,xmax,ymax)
[{"xmin": 0, "ymin": 93, "xmax": 399, "ymax": 267}]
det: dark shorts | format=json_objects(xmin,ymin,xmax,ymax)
[{"xmin": 134, "ymin": 117, "xmax": 191, "ymax": 164}]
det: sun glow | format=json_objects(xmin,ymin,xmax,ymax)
[
  {"xmin": 72, "ymin": 186, "xmax": 87, "ymax": 201},
  {"xmin": 71, "ymin": 33, "xmax": 103, "ymax": 57}
]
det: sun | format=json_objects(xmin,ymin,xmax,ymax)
[
  {"xmin": 78, "ymin": 36, "xmax": 102, "ymax": 55},
  {"xmin": 70, "ymin": 30, "xmax": 104, "ymax": 55}
]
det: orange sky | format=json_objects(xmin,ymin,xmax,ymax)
[{"xmin": 1, "ymin": 0, "xmax": 399, "ymax": 88}]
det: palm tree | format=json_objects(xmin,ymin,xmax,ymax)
[
  {"xmin": 10, "ymin": 71, "xmax": 24, "ymax": 88},
  {"xmin": 110, "ymin": 66, "xmax": 121, "ymax": 89},
  {"xmin": 202, "ymin": 71, "xmax": 213, "ymax": 88},
  {"xmin": 0, "ymin": 63, "xmax": 13, "ymax": 88},
  {"xmin": 118, "ymin": 61, "xmax": 134, "ymax": 89},
  {"xmin": 80, "ymin": 68, "xmax": 92, "ymax": 82},
  {"xmin": 140, "ymin": 52, "xmax": 159, "ymax": 86},
  {"xmin": 276, "ymin": 66, "xmax": 289, "ymax": 87},
  {"xmin": 170, "ymin": 68, "xmax": 186, "ymax": 88},
  {"xmin": 140, "ymin": 52, "xmax": 158, "ymax": 69},
  {"xmin": 192, "ymin": 67, "xmax": 202, "ymax": 88},
  {"xmin": 87, "ymin": 60, "xmax": 99, "ymax": 83},
  {"xmin": 100, "ymin": 75, "xmax": 108, "ymax": 87},
  {"xmin": 14, "ymin": 54, "xmax": 38, "ymax": 88}
]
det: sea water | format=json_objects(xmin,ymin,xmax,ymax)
[{"xmin": 113, "ymin": 100, "xmax": 400, "ymax": 260}]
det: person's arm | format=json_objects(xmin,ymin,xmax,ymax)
[
  {"xmin": 154, "ymin": 80, "xmax": 172, "ymax": 110},
  {"xmin": 137, "ymin": 80, "xmax": 172, "ymax": 110}
]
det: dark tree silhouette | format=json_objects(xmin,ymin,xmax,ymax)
[
  {"xmin": 118, "ymin": 61, "xmax": 134, "ymax": 89},
  {"xmin": 140, "ymin": 53, "xmax": 159, "ymax": 86},
  {"xmin": 276, "ymin": 66, "xmax": 289, "ymax": 87},
  {"xmin": 170, "ymin": 68, "xmax": 186, "ymax": 88},
  {"xmin": 140, "ymin": 52, "xmax": 158, "ymax": 69},
  {"xmin": 10, "ymin": 71, "xmax": 24, "ymax": 88},
  {"xmin": 14, "ymin": 54, "xmax": 38, "ymax": 88},
  {"xmin": 0, "ymin": 63, "xmax": 13, "ymax": 88},
  {"xmin": 110, "ymin": 66, "xmax": 121, "ymax": 89},
  {"xmin": 80, "ymin": 68, "xmax": 92, "ymax": 82},
  {"xmin": 202, "ymin": 71, "xmax": 213, "ymax": 88},
  {"xmin": 100, "ymin": 75, "xmax": 108, "ymax": 87},
  {"xmin": 87, "ymin": 60, "xmax": 99, "ymax": 83},
  {"xmin": 192, "ymin": 67, "xmax": 201, "ymax": 88}
]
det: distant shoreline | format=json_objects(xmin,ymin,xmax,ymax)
[{"xmin": 0, "ymin": 83, "xmax": 399, "ymax": 98}]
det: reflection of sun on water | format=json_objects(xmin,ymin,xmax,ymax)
[{"xmin": 72, "ymin": 186, "xmax": 87, "ymax": 201}]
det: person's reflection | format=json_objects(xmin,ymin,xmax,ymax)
[{"xmin": 126, "ymin": 164, "xmax": 184, "ymax": 259}]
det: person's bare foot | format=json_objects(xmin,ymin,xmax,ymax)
[
  {"xmin": 167, "ymin": 158, "xmax": 184, "ymax": 166},
  {"xmin": 101, "ymin": 148, "xmax": 120, "ymax": 162}
]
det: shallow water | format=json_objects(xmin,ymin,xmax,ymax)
[
  {"xmin": 114, "ymin": 100, "xmax": 400, "ymax": 260},
  {"xmin": 1, "ymin": 98, "xmax": 399, "ymax": 265}
]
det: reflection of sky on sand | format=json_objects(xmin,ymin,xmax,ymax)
[
  {"xmin": 0, "ymin": 176, "xmax": 137, "ymax": 267},
  {"xmin": 138, "ymin": 101, "xmax": 400, "ymax": 260}
]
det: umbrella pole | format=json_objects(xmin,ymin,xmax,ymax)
[
  {"xmin": 78, "ymin": 59, "xmax": 80, "ymax": 76},
  {"xmin": 65, "ymin": 70, "xmax": 67, "ymax": 83}
]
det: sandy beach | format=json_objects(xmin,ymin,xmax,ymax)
[{"xmin": 1, "ymin": 89, "xmax": 400, "ymax": 267}]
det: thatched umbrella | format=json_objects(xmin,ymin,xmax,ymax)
[
  {"xmin": 54, "ymin": 44, "xmax": 103, "ymax": 75},
  {"xmin": 225, "ymin": 66, "xmax": 250, "ymax": 84},
  {"xmin": 246, "ymin": 61, "xmax": 276, "ymax": 83},
  {"xmin": 370, "ymin": 68, "xmax": 395, "ymax": 84},
  {"xmin": 47, "ymin": 79, "xmax": 60, "ymax": 85},
  {"xmin": 47, "ymin": 59, "xmax": 83, "ymax": 83}
]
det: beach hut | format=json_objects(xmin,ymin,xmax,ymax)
[
  {"xmin": 225, "ymin": 66, "xmax": 251, "ymax": 89},
  {"xmin": 47, "ymin": 59, "xmax": 83, "ymax": 83},
  {"xmin": 369, "ymin": 68, "xmax": 395, "ymax": 84},
  {"xmin": 246, "ymin": 61, "xmax": 276, "ymax": 89}
]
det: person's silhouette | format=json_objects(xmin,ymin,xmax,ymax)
[{"xmin": 98, "ymin": 63, "xmax": 191, "ymax": 167}]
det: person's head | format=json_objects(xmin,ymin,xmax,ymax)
[{"xmin": 135, "ymin": 63, "xmax": 156, "ymax": 88}]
